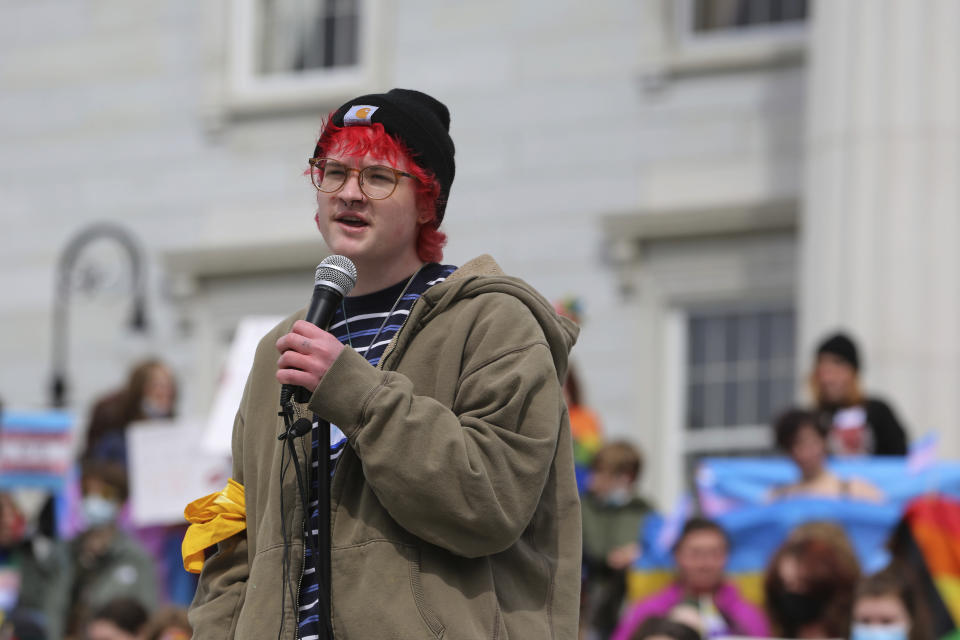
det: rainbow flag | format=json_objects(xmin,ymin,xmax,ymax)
[
  {"xmin": 902, "ymin": 496, "xmax": 960, "ymax": 634},
  {"xmin": 569, "ymin": 405, "xmax": 602, "ymax": 493}
]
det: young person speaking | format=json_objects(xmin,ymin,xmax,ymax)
[{"xmin": 188, "ymin": 89, "xmax": 581, "ymax": 639}]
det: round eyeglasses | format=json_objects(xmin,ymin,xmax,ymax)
[{"xmin": 307, "ymin": 158, "xmax": 415, "ymax": 200}]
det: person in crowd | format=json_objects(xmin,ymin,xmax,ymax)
[
  {"xmin": 764, "ymin": 521, "xmax": 861, "ymax": 638},
  {"xmin": 188, "ymin": 89, "xmax": 581, "ymax": 638},
  {"xmin": 851, "ymin": 565, "xmax": 931, "ymax": 640},
  {"xmin": 64, "ymin": 463, "xmax": 156, "ymax": 637},
  {"xmin": 886, "ymin": 515, "xmax": 959, "ymax": 638},
  {"xmin": 810, "ymin": 332, "xmax": 908, "ymax": 455},
  {"xmin": 566, "ymin": 363, "xmax": 604, "ymax": 477},
  {"xmin": 629, "ymin": 616, "xmax": 702, "ymax": 640},
  {"xmin": 83, "ymin": 598, "xmax": 148, "ymax": 640},
  {"xmin": 612, "ymin": 517, "xmax": 768, "ymax": 640},
  {"xmin": 0, "ymin": 608, "xmax": 47, "ymax": 640},
  {"xmin": 770, "ymin": 407, "xmax": 882, "ymax": 500},
  {"xmin": 553, "ymin": 298, "xmax": 603, "ymax": 477},
  {"xmin": 0, "ymin": 491, "xmax": 70, "ymax": 640},
  {"xmin": 84, "ymin": 359, "xmax": 176, "ymax": 466},
  {"xmin": 581, "ymin": 441, "xmax": 654, "ymax": 639},
  {"xmin": 82, "ymin": 359, "xmax": 190, "ymax": 605},
  {"xmin": 140, "ymin": 607, "xmax": 192, "ymax": 640}
]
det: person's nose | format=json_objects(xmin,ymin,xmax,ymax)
[{"xmin": 338, "ymin": 168, "xmax": 366, "ymax": 202}]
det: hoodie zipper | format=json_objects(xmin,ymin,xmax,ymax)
[
  {"xmin": 293, "ymin": 437, "xmax": 310, "ymax": 640},
  {"xmin": 294, "ymin": 518, "xmax": 306, "ymax": 639},
  {"xmin": 322, "ymin": 290, "xmax": 429, "ymax": 633}
]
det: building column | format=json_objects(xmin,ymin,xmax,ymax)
[{"xmin": 800, "ymin": 0, "xmax": 960, "ymax": 453}]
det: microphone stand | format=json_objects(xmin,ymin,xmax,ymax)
[
  {"xmin": 279, "ymin": 397, "xmax": 333, "ymax": 640},
  {"xmin": 316, "ymin": 418, "xmax": 332, "ymax": 630}
]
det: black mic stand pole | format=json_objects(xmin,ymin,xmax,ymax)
[
  {"xmin": 316, "ymin": 417, "xmax": 331, "ymax": 631},
  {"xmin": 279, "ymin": 394, "xmax": 333, "ymax": 640}
]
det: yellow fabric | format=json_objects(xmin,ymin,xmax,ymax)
[
  {"xmin": 935, "ymin": 576, "xmax": 960, "ymax": 627},
  {"xmin": 182, "ymin": 478, "xmax": 246, "ymax": 574},
  {"xmin": 627, "ymin": 570, "xmax": 765, "ymax": 606},
  {"xmin": 626, "ymin": 569, "xmax": 673, "ymax": 602},
  {"xmin": 729, "ymin": 572, "xmax": 765, "ymax": 607}
]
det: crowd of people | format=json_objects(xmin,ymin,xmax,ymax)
[
  {"xmin": 577, "ymin": 331, "xmax": 939, "ymax": 640},
  {"xmin": 4, "ymin": 77, "xmax": 937, "ymax": 640},
  {"xmin": 0, "ymin": 360, "xmax": 193, "ymax": 640},
  {"xmin": 0, "ymin": 316, "xmax": 932, "ymax": 640}
]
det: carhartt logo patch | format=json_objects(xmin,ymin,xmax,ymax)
[{"xmin": 344, "ymin": 105, "xmax": 378, "ymax": 126}]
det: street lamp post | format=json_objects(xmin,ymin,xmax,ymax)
[{"xmin": 50, "ymin": 222, "xmax": 148, "ymax": 408}]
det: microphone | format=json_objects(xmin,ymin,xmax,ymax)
[{"xmin": 280, "ymin": 255, "xmax": 358, "ymax": 409}]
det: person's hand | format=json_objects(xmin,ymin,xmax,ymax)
[
  {"xmin": 276, "ymin": 320, "xmax": 345, "ymax": 393},
  {"xmin": 606, "ymin": 542, "xmax": 640, "ymax": 570}
]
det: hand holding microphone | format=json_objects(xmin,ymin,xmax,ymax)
[
  {"xmin": 276, "ymin": 321, "xmax": 345, "ymax": 392},
  {"xmin": 277, "ymin": 255, "xmax": 357, "ymax": 406}
]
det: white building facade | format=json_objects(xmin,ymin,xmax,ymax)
[{"xmin": 1, "ymin": 0, "xmax": 956, "ymax": 506}]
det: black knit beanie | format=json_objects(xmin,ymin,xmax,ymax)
[
  {"xmin": 817, "ymin": 332, "xmax": 860, "ymax": 371},
  {"xmin": 314, "ymin": 88, "xmax": 456, "ymax": 223}
]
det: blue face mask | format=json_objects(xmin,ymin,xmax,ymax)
[
  {"xmin": 82, "ymin": 495, "xmax": 119, "ymax": 528},
  {"xmin": 603, "ymin": 487, "xmax": 632, "ymax": 507},
  {"xmin": 851, "ymin": 624, "xmax": 908, "ymax": 640}
]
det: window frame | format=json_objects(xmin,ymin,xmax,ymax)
[
  {"xmin": 224, "ymin": 0, "xmax": 388, "ymax": 116},
  {"xmin": 663, "ymin": 0, "xmax": 808, "ymax": 74},
  {"xmin": 684, "ymin": 304, "xmax": 797, "ymax": 436}
]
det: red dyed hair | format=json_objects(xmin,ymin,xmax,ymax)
[{"xmin": 311, "ymin": 118, "xmax": 446, "ymax": 263}]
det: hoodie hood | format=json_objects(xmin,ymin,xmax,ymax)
[{"xmin": 385, "ymin": 255, "xmax": 579, "ymax": 381}]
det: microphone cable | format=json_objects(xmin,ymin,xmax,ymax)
[{"xmin": 277, "ymin": 402, "xmax": 335, "ymax": 639}]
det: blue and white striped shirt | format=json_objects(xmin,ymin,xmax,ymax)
[{"xmin": 297, "ymin": 262, "xmax": 456, "ymax": 640}]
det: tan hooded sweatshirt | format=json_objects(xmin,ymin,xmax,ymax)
[{"xmin": 189, "ymin": 255, "xmax": 582, "ymax": 639}]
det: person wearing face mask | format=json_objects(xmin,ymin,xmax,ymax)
[
  {"xmin": 83, "ymin": 359, "xmax": 177, "ymax": 469},
  {"xmin": 613, "ymin": 518, "xmax": 769, "ymax": 640},
  {"xmin": 851, "ymin": 566, "xmax": 932, "ymax": 640},
  {"xmin": 580, "ymin": 441, "xmax": 654, "ymax": 639},
  {"xmin": 0, "ymin": 491, "xmax": 70, "ymax": 640},
  {"xmin": 764, "ymin": 523, "xmax": 861, "ymax": 638},
  {"xmin": 63, "ymin": 463, "xmax": 156, "ymax": 638}
]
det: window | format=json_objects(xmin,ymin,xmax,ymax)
[
  {"xmin": 225, "ymin": 0, "xmax": 385, "ymax": 115},
  {"xmin": 687, "ymin": 308, "xmax": 795, "ymax": 431},
  {"xmin": 659, "ymin": 0, "xmax": 809, "ymax": 74},
  {"xmin": 258, "ymin": 0, "xmax": 360, "ymax": 75},
  {"xmin": 683, "ymin": 307, "xmax": 795, "ymax": 469},
  {"xmin": 692, "ymin": 0, "xmax": 808, "ymax": 34}
]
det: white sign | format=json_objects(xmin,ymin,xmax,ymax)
[
  {"xmin": 127, "ymin": 419, "xmax": 230, "ymax": 527},
  {"xmin": 203, "ymin": 316, "xmax": 283, "ymax": 456}
]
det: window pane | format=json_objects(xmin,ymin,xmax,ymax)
[
  {"xmin": 258, "ymin": 0, "xmax": 360, "ymax": 75},
  {"xmin": 689, "ymin": 316, "xmax": 707, "ymax": 367},
  {"xmin": 737, "ymin": 313, "xmax": 759, "ymax": 361},
  {"xmin": 688, "ymin": 382, "xmax": 706, "ymax": 430},
  {"xmin": 704, "ymin": 315, "xmax": 727, "ymax": 364},
  {"xmin": 756, "ymin": 376, "xmax": 772, "ymax": 425},
  {"xmin": 693, "ymin": 0, "xmax": 808, "ymax": 33},
  {"xmin": 723, "ymin": 380, "xmax": 739, "ymax": 426},
  {"xmin": 704, "ymin": 382, "xmax": 724, "ymax": 427},
  {"xmin": 685, "ymin": 307, "xmax": 795, "ymax": 432}
]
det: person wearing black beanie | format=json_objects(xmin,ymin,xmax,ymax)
[
  {"xmin": 316, "ymin": 88, "xmax": 456, "ymax": 223},
  {"xmin": 189, "ymin": 89, "xmax": 581, "ymax": 640},
  {"xmin": 810, "ymin": 331, "xmax": 908, "ymax": 456}
]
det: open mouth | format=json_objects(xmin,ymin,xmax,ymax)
[{"xmin": 336, "ymin": 214, "xmax": 368, "ymax": 228}]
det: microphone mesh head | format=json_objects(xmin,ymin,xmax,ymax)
[{"xmin": 315, "ymin": 255, "xmax": 358, "ymax": 296}]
